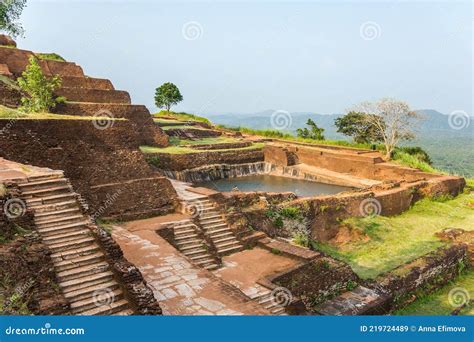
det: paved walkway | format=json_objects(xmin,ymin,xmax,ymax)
[{"xmin": 112, "ymin": 216, "xmax": 268, "ymax": 315}]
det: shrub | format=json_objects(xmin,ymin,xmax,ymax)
[
  {"xmin": 279, "ymin": 206, "xmax": 301, "ymax": 220},
  {"xmin": 292, "ymin": 232, "xmax": 310, "ymax": 248},
  {"xmin": 17, "ymin": 56, "xmax": 65, "ymax": 112}
]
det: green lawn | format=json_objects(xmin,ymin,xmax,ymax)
[
  {"xmin": 0, "ymin": 105, "xmax": 125, "ymax": 121},
  {"xmin": 153, "ymin": 110, "xmax": 211, "ymax": 125},
  {"xmin": 394, "ymin": 271, "xmax": 474, "ymax": 315},
  {"xmin": 314, "ymin": 186, "xmax": 474, "ymax": 279},
  {"xmin": 172, "ymin": 136, "xmax": 240, "ymax": 146},
  {"xmin": 140, "ymin": 142, "xmax": 265, "ymax": 155}
]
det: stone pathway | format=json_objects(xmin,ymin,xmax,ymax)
[{"xmin": 112, "ymin": 221, "xmax": 269, "ymax": 315}]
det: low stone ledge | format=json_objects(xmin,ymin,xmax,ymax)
[{"xmin": 258, "ymin": 238, "xmax": 320, "ymax": 261}]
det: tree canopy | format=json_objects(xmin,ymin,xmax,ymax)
[
  {"xmin": 349, "ymin": 98, "xmax": 422, "ymax": 160},
  {"xmin": 296, "ymin": 118, "xmax": 325, "ymax": 140},
  {"xmin": 0, "ymin": 0, "xmax": 27, "ymax": 38},
  {"xmin": 334, "ymin": 111, "xmax": 384, "ymax": 144},
  {"xmin": 154, "ymin": 82, "xmax": 183, "ymax": 113}
]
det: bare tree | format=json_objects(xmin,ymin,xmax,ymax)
[{"xmin": 350, "ymin": 98, "xmax": 422, "ymax": 160}]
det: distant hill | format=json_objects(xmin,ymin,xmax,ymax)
[{"xmin": 205, "ymin": 109, "xmax": 474, "ymax": 177}]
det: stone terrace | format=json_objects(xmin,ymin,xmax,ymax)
[{"xmin": 112, "ymin": 217, "xmax": 269, "ymax": 315}]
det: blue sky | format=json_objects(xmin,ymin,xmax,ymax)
[{"xmin": 18, "ymin": 0, "xmax": 473, "ymax": 115}]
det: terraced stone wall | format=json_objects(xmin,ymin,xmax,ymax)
[{"xmin": 0, "ymin": 120, "xmax": 177, "ymax": 220}]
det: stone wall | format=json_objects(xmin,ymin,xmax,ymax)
[
  {"xmin": 271, "ymin": 257, "xmax": 360, "ymax": 312},
  {"xmin": 0, "ymin": 119, "xmax": 177, "ymax": 220},
  {"xmin": 375, "ymin": 244, "xmax": 470, "ymax": 312},
  {"xmin": 264, "ymin": 144, "xmax": 440, "ymax": 182},
  {"xmin": 147, "ymin": 149, "xmax": 264, "ymax": 171}
]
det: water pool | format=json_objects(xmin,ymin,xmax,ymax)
[{"xmin": 195, "ymin": 174, "xmax": 352, "ymax": 197}]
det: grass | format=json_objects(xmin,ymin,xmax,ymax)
[
  {"xmin": 35, "ymin": 53, "xmax": 66, "ymax": 62},
  {"xmin": 0, "ymin": 105, "xmax": 125, "ymax": 121},
  {"xmin": 153, "ymin": 110, "xmax": 211, "ymax": 125},
  {"xmin": 140, "ymin": 142, "xmax": 265, "ymax": 155},
  {"xmin": 171, "ymin": 136, "xmax": 240, "ymax": 146},
  {"xmin": 392, "ymin": 151, "xmax": 438, "ymax": 173},
  {"xmin": 313, "ymin": 187, "xmax": 474, "ymax": 279},
  {"xmin": 394, "ymin": 271, "xmax": 474, "ymax": 315},
  {"xmin": 161, "ymin": 125, "xmax": 210, "ymax": 131},
  {"xmin": 153, "ymin": 118, "xmax": 183, "ymax": 124}
]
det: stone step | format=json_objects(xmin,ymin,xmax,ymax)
[
  {"xmin": 176, "ymin": 239, "xmax": 201, "ymax": 246},
  {"xmin": 36, "ymin": 213, "xmax": 85, "ymax": 226},
  {"xmin": 174, "ymin": 223, "xmax": 195, "ymax": 230},
  {"xmin": 47, "ymin": 236, "xmax": 96, "ymax": 253},
  {"xmin": 215, "ymin": 240, "xmax": 239, "ymax": 249},
  {"xmin": 206, "ymin": 227, "xmax": 230, "ymax": 235},
  {"xmin": 42, "ymin": 228, "xmax": 91, "ymax": 243},
  {"xmin": 28, "ymin": 199, "xmax": 78, "ymax": 213},
  {"xmin": 38, "ymin": 221, "xmax": 89, "ymax": 236},
  {"xmin": 217, "ymin": 245, "xmax": 242, "ymax": 256},
  {"xmin": 55, "ymin": 252, "xmax": 105, "ymax": 272},
  {"xmin": 175, "ymin": 228, "xmax": 195, "ymax": 235},
  {"xmin": 21, "ymin": 172, "xmax": 64, "ymax": 182},
  {"xmin": 57, "ymin": 261, "xmax": 110, "ymax": 282},
  {"xmin": 51, "ymin": 244, "xmax": 101, "ymax": 262},
  {"xmin": 26, "ymin": 192, "xmax": 77, "ymax": 205},
  {"xmin": 21, "ymin": 184, "xmax": 71, "ymax": 197},
  {"xmin": 18, "ymin": 177, "xmax": 68, "ymax": 190},
  {"xmin": 71, "ymin": 288, "xmax": 123, "ymax": 314},
  {"xmin": 114, "ymin": 309, "xmax": 134, "ymax": 316},
  {"xmin": 64, "ymin": 280, "xmax": 119, "ymax": 303},
  {"xmin": 194, "ymin": 258, "xmax": 216, "ymax": 266},
  {"xmin": 209, "ymin": 231, "xmax": 233, "ymax": 239},
  {"xmin": 205, "ymin": 222, "xmax": 228, "ymax": 230},
  {"xmin": 199, "ymin": 216, "xmax": 223, "ymax": 223},
  {"xmin": 189, "ymin": 253, "xmax": 211, "ymax": 261},
  {"xmin": 60, "ymin": 270, "xmax": 115, "ymax": 292},
  {"xmin": 35, "ymin": 207, "xmax": 81, "ymax": 219},
  {"xmin": 55, "ymin": 88, "xmax": 131, "ymax": 104},
  {"xmin": 184, "ymin": 249, "xmax": 208, "ymax": 257},
  {"xmin": 175, "ymin": 233, "xmax": 198, "ymax": 241},
  {"xmin": 213, "ymin": 236, "xmax": 236, "ymax": 244},
  {"xmin": 76, "ymin": 298, "xmax": 129, "ymax": 316},
  {"xmin": 180, "ymin": 243, "xmax": 203, "ymax": 251}
]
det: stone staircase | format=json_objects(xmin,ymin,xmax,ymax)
[
  {"xmin": 17, "ymin": 172, "xmax": 133, "ymax": 315},
  {"xmin": 245, "ymin": 285, "xmax": 287, "ymax": 315},
  {"xmin": 187, "ymin": 198, "xmax": 243, "ymax": 257},
  {"xmin": 171, "ymin": 219, "xmax": 220, "ymax": 271}
]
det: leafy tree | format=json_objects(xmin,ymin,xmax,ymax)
[
  {"xmin": 296, "ymin": 118, "xmax": 325, "ymax": 140},
  {"xmin": 0, "ymin": 0, "xmax": 27, "ymax": 38},
  {"xmin": 154, "ymin": 82, "xmax": 183, "ymax": 113},
  {"xmin": 17, "ymin": 56, "xmax": 64, "ymax": 113},
  {"xmin": 334, "ymin": 111, "xmax": 384, "ymax": 144},
  {"xmin": 350, "ymin": 98, "xmax": 422, "ymax": 160}
]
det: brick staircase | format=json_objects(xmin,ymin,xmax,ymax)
[
  {"xmin": 17, "ymin": 173, "xmax": 133, "ymax": 315},
  {"xmin": 187, "ymin": 198, "xmax": 243, "ymax": 256},
  {"xmin": 170, "ymin": 219, "xmax": 220, "ymax": 270}
]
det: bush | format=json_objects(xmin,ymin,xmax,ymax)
[{"xmin": 17, "ymin": 56, "xmax": 65, "ymax": 113}]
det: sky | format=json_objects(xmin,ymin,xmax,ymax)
[{"xmin": 17, "ymin": 0, "xmax": 473, "ymax": 116}]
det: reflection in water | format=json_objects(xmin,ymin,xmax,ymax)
[{"xmin": 195, "ymin": 175, "xmax": 351, "ymax": 197}]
